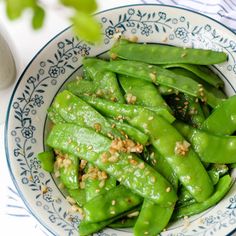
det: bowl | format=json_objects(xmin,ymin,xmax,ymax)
[{"xmin": 5, "ymin": 4, "xmax": 236, "ymax": 236}]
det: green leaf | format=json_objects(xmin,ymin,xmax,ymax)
[
  {"xmin": 71, "ymin": 11, "xmax": 101, "ymax": 43},
  {"xmin": 60, "ymin": 0, "xmax": 97, "ymax": 13},
  {"xmin": 32, "ymin": 5, "xmax": 45, "ymax": 29},
  {"xmin": 6, "ymin": 0, "xmax": 36, "ymax": 19}
]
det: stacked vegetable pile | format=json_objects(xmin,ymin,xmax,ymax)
[{"xmin": 38, "ymin": 39, "xmax": 236, "ymax": 236}]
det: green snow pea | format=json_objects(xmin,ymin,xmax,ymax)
[
  {"xmin": 110, "ymin": 39, "xmax": 227, "ymax": 65},
  {"xmin": 177, "ymin": 164, "xmax": 228, "ymax": 207},
  {"xmin": 134, "ymin": 199, "xmax": 174, "ymax": 236},
  {"xmin": 47, "ymin": 124, "xmax": 177, "ymax": 206},
  {"xmin": 52, "ymin": 90, "xmax": 122, "ymax": 138},
  {"xmin": 173, "ymin": 175, "xmax": 232, "ymax": 219},
  {"xmin": 82, "ymin": 96, "xmax": 214, "ymax": 202},
  {"xmin": 163, "ymin": 64, "xmax": 224, "ymax": 88},
  {"xmin": 37, "ymin": 151, "xmax": 55, "ymax": 173},
  {"xmin": 81, "ymin": 94, "xmax": 175, "ymax": 123},
  {"xmin": 107, "ymin": 118, "xmax": 149, "ymax": 145},
  {"xmin": 118, "ymin": 74, "xmax": 171, "ymax": 113},
  {"xmin": 66, "ymin": 79, "xmax": 96, "ymax": 96},
  {"xmin": 202, "ymin": 95, "xmax": 236, "ymax": 135},
  {"xmin": 109, "ymin": 215, "xmax": 138, "ymax": 228},
  {"xmin": 86, "ymin": 58, "xmax": 223, "ymax": 107},
  {"xmin": 83, "ymin": 58, "xmax": 125, "ymax": 103},
  {"xmin": 174, "ymin": 121, "xmax": 236, "ymax": 163},
  {"xmin": 59, "ymin": 153, "xmax": 79, "ymax": 190},
  {"xmin": 83, "ymin": 163, "xmax": 116, "ymax": 201},
  {"xmin": 83, "ymin": 185, "xmax": 143, "ymax": 222},
  {"xmin": 79, "ymin": 208, "xmax": 139, "ymax": 236},
  {"xmin": 47, "ymin": 107, "xmax": 65, "ymax": 124},
  {"xmin": 67, "ymin": 188, "xmax": 87, "ymax": 207},
  {"xmin": 145, "ymin": 148, "xmax": 178, "ymax": 190},
  {"xmin": 158, "ymin": 85, "xmax": 178, "ymax": 95},
  {"xmin": 168, "ymin": 67, "xmax": 227, "ymax": 100},
  {"xmin": 167, "ymin": 93, "xmax": 205, "ymax": 128}
]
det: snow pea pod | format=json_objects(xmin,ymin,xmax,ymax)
[
  {"xmin": 52, "ymin": 90, "xmax": 122, "ymax": 138},
  {"xmin": 110, "ymin": 39, "xmax": 227, "ymax": 65},
  {"xmin": 66, "ymin": 79, "xmax": 97, "ymax": 96},
  {"xmin": 83, "ymin": 185, "xmax": 143, "ymax": 222},
  {"xmin": 175, "ymin": 121, "xmax": 236, "ymax": 163},
  {"xmin": 107, "ymin": 118, "xmax": 149, "ymax": 145},
  {"xmin": 163, "ymin": 64, "xmax": 224, "ymax": 88},
  {"xmin": 47, "ymin": 107, "xmax": 65, "ymax": 124},
  {"xmin": 173, "ymin": 175, "xmax": 232, "ymax": 220},
  {"xmin": 59, "ymin": 153, "xmax": 79, "ymax": 190},
  {"xmin": 67, "ymin": 188, "xmax": 87, "ymax": 207},
  {"xmin": 47, "ymin": 124, "xmax": 177, "ymax": 206},
  {"xmin": 167, "ymin": 93, "xmax": 205, "ymax": 128},
  {"xmin": 79, "ymin": 208, "xmax": 139, "ymax": 236},
  {"xmin": 202, "ymin": 95, "xmax": 236, "ymax": 135},
  {"xmin": 37, "ymin": 151, "xmax": 54, "ymax": 173},
  {"xmin": 81, "ymin": 94, "xmax": 175, "ymax": 123},
  {"xmin": 118, "ymin": 74, "xmax": 171, "ymax": 113},
  {"xmin": 86, "ymin": 58, "xmax": 223, "ymax": 107},
  {"xmin": 168, "ymin": 67, "xmax": 226, "ymax": 100},
  {"xmin": 145, "ymin": 148, "xmax": 178, "ymax": 190},
  {"xmin": 177, "ymin": 164, "xmax": 228, "ymax": 207},
  {"xmin": 83, "ymin": 163, "xmax": 116, "ymax": 202},
  {"xmin": 134, "ymin": 199, "xmax": 174, "ymax": 236},
  {"xmin": 109, "ymin": 216, "xmax": 137, "ymax": 228},
  {"xmin": 83, "ymin": 58, "xmax": 125, "ymax": 103},
  {"xmin": 82, "ymin": 96, "xmax": 214, "ymax": 202}
]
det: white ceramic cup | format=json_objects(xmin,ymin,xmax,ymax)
[{"xmin": 0, "ymin": 27, "xmax": 16, "ymax": 89}]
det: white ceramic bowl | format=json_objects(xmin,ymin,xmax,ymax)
[{"xmin": 5, "ymin": 4, "xmax": 236, "ymax": 236}]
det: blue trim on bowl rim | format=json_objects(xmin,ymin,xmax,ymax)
[{"xmin": 4, "ymin": 3, "xmax": 236, "ymax": 236}]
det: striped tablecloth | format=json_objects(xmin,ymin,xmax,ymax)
[{"xmin": 1, "ymin": 0, "xmax": 236, "ymax": 235}]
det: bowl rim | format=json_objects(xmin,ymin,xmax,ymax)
[{"xmin": 4, "ymin": 3, "xmax": 236, "ymax": 236}]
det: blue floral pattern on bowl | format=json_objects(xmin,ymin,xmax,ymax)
[{"xmin": 5, "ymin": 4, "xmax": 236, "ymax": 236}]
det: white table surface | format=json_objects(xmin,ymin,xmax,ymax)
[{"xmin": 1, "ymin": 0, "xmax": 236, "ymax": 235}]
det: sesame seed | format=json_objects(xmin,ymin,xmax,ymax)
[
  {"xmin": 111, "ymin": 53, "xmax": 117, "ymax": 60},
  {"xmin": 112, "ymin": 200, "xmax": 116, "ymax": 206},
  {"xmin": 129, "ymin": 159, "xmax": 138, "ymax": 165},
  {"xmin": 28, "ymin": 175, "xmax": 33, "ymax": 181},
  {"xmin": 151, "ymin": 176, "xmax": 156, "ymax": 183},
  {"xmin": 162, "ymin": 36, "xmax": 168, "ymax": 42},
  {"xmin": 181, "ymin": 52, "xmax": 187, "ymax": 58},
  {"xmin": 149, "ymin": 72, "xmax": 156, "ymax": 82},
  {"xmin": 138, "ymin": 162, "xmax": 145, "ymax": 169},
  {"xmin": 95, "ymin": 189, "xmax": 100, "ymax": 193},
  {"xmin": 129, "ymin": 35, "xmax": 138, "ymax": 43},
  {"xmin": 127, "ymin": 211, "xmax": 139, "ymax": 218},
  {"xmin": 66, "ymin": 196, "xmax": 76, "ymax": 205},
  {"xmin": 99, "ymin": 180, "xmax": 105, "ymax": 188},
  {"xmin": 94, "ymin": 123, "xmax": 101, "ymax": 132},
  {"xmin": 66, "ymin": 94, "xmax": 71, "ymax": 99},
  {"xmin": 167, "ymin": 89, "xmax": 173, "ymax": 93},
  {"xmin": 77, "ymin": 147, "xmax": 80, "ymax": 152},
  {"xmin": 148, "ymin": 65, "xmax": 153, "ymax": 68},
  {"xmin": 88, "ymin": 145, "xmax": 93, "ymax": 150},
  {"xmin": 128, "ymin": 155, "xmax": 133, "ymax": 159},
  {"xmin": 80, "ymin": 182, "xmax": 85, "ymax": 189},
  {"xmin": 175, "ymin": 97, "xmax": 180, "ymax": 101},
  {"xmin": 144, "ymin": 232, "xmax": 149, "ymax": 235},
  {"xmin": 148, "ymin": 116, "xmax": 154, "ymax": 121},
  {"xmin": 166, "ymin": 187, "xmax": 171, "ymax": 192},
  {"xmin": 111, "ymin": 123, "xmax": 116, "ymax": 128},
  {"xmin": 41, "ymin": 185, "xmax": 48, "ymax": 194},
  {"xmin": 110, "ymin": 211, "xmax": 116, "ymax": 215}
]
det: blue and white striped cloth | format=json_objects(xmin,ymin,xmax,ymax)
[
  {"xmin": 141, "ymin": 0, "xmax": 236, "ymax": 31},
  {"xmin": 2, "ymin": 1, "xmax": 236, "ymax": 236}
]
